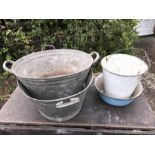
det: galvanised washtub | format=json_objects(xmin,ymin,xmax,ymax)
[
  {"xmin": 3, "ymin": 49, "xmax": 99, "ymax": 100},
  {"xmin": 17, "ymin": 70, "xmax": 93, "ymax": 122}
]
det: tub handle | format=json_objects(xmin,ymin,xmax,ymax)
[
  {"xmin": 89, "ymin": 51, "xmax": 100, "ymax": 64},
  {"xmin": 56, "ymin": 97, "xmax": 80, "ymax": 108},
  {"xmin": 41, "ymin": 45, "xmax": 55, "ymax": 51},
  {"xmin": 3, "ymin": 60, "xmax": 14, "ymax": 73}
]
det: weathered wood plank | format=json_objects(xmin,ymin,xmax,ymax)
[
  {"xmin": 0, "ymin": 86, "xmax": 155, "ymax": 129},
  {"xmin": 1, "ymin": 124, "xmax": 155, "ymax": 135},
  {"xmin": 0, "ymin": 84, "xmax": 155, "ymax": 134}
]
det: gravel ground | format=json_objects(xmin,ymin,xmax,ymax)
[{"xmin": 135, "ymin": 35, "xmax": 155, "ymax": 113}]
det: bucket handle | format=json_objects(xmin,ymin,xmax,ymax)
[
  {"xmin": 56, "ymin": 97, "xmax": 80, "ymax": 108},
  {"xmin": 140, "ymin": 49, "xmax": 151, "ymax": 79},
  {"xmin": 89, "ymin": 51, "xmax": 100, "ymax": 64},
  {"xmin": 41, "ymin": 45, "xmax": 55, "ymax": 51},
  {"xmin": 3, "ymin": 60, "xmax": 14, "ymax": 73},
  {"xmin": 113, "ymin": 47, "xmax": 150, "ymax": 69},
  {"xmin": 106, "ymin": 47, "xmax": 151, "ymax": 79},
  {"xmin": 124, "ymin": 48, "xmax": 150, "ymax": 79}
]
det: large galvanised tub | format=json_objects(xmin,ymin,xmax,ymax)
[{"xmin": 3, "ymin": 49, "xmax": 99, "ymax": 100}]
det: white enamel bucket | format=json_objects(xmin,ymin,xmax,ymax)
[{"xmin": 101, "ymin": 48, "xmax": 150, "ymax": 99}]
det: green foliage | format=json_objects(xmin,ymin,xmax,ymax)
[{"xmin": 0, "ymin": 19, "xmax": 139, "ymax": 73}]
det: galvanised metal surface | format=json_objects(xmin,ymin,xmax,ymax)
[
  {"xmin": 3, "ymin": 49, "xmax": 99, "ymax": 100},
  {"xmin": 17, "ymin": 70, "xmax": 93, "ymax": 122},
  {"xmin": 18, "ymin": 69, "xmax": 89, "ymax": 100}
]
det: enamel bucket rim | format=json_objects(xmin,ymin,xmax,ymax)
[{"xmin": 101, "ymin": 53, "xmax": 149, "ymax": 77}]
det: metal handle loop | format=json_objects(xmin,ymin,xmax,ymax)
[
  {"xmin": 113, "ymin": 47, "xmax": 150, "ymax": 69},
  {"xmin": 89, "ymin": 51, "xmax": 100, "ymax": 64},
  {"xmin": 56, "ymin": 97, "xmax": 80, "ymax": 108},
  {"xmin": 3, "ymin": 60, "xmax": 14, "ymax": 73},
  {"xmin": 115, "ymin": 48, "xmax": 150, "ymax": 78},
  {"xmin": 41, "ymin": 45, "xmax": 55, "ymax": 51}
]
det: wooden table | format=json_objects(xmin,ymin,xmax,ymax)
[{"xmin": 0, "ymin": 84, "xmax": 155, "ymax": 135}]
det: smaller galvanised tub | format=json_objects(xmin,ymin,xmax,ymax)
[{"xmin": 17, "ymin": 70, "xmax": 93, "ymax": 122}]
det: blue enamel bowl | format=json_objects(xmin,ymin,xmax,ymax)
[{"xmin": 94, "ymin": 74, "xmax": 144, "ymax": 106}]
